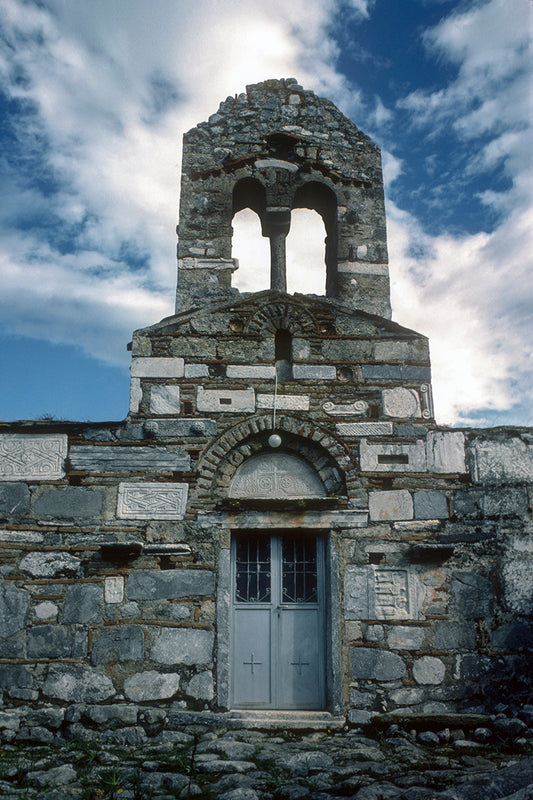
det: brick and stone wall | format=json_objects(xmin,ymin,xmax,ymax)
[{"xmin": 1, "ymin": 80, "xmax": 531, "ymax": 737}]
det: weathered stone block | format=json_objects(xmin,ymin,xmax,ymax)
[
  {"xmin": 0, "ymin": 529, "xmax": 43, "ymax": 543},
  {"xmin": 389, "ymin": 687, "xmax": 424, "ymax": 706},
  {"xmin": 150, "ymin": 628, "xmax": 214, "ymax": 666},
  {"xmin": 0, "ymin": 434, "xmax": 67, "ymax": 480},
  {"xmin": 362, "ymin": 364, "xmax": 401, "ymax": 380},
  {"xmin": 33, "ymin": 487, "xmax": 103, "ymax": 519},
  {"xmin": 413, "ymin": 656, "xmax": 445, "ymax": 685},
  {"xmin": 34, "ymin": 601, "xmax": 58, "ymax": 620},
  {"xmin": 293, "ymin": 365, "xmax": 336, "ymax": 380},
  {"xmin": 481, "ymin": 486, "xmax": 529, "ymax": 517},
  {"xmin": 227, "ymin": 365, "xmax": 275, "ymax": 379},
  {"xmin": 186, "ymin": 670, "xmax": 214, "ymax": 700},
  {"xmin": 27, "ymin": 625, "xmax": 71, "ymax": 658},
  {"xmin": 84, "ymin": 704, "xmax": 138, "ymax": 726},
  {"xmin": 256, "ymin": 394, "xmax": 310, "ymax": 410},
  {"xmin": 0, "ymin": 665, "xmax": 32, "ymax": 689},
  {"xmin": 502, "ymin": 560, "xmax": 533, "ymax": 614},
  {"xmin": 104, "ymin": 576, "xmax": 124, "ymax": 604},
  {"xmin": 434, "ymin": 621, "xmax": 477, "ymax": 650},
  {"xmin": 150, "ymin": 385, "xmax": 181, "ymax": 414},
  {"xmin": 129, "ymin": 377, "xmax": 142, "ymax": 413},
  {"xmin": 128, "ymin": 569, "xmax": 214, "ymax": 600},
  {"xmin": 69, "ymin": 446, "xmax": 190, "ymax": 473},
  {"xmin": 451, "ymin": 572, "xmax": 494, "ymax": 618},
  {"xmin": 0, "ymin": 482, "xmax": 30, "ymax": 515},
  {"xmin": 184, "ymin": 363, "xmax": 209, "ymax": 378},
  {"xmin": 117, "ymin": 482, "xmax": 189, "ymax": 519},
  {"xmin": 426, "ymin": 431, "xmax": 466, "ymax": 474},
  {"xmin": 414, "ymin": 490, "xmax": 449, "ymax": 520},
  {"xmin": 196, "ymin": 387, "xmax": 255, "ymax": 412},
  {"xmin": 351, "ymin": 647, "xmax": 406, "ymax": 681},
  {"xmin": 360, "ymin": 439, "xmax": 426, "ymax": 472},
  {"xmin": 369, "ymin": 490, "xmax": 413, "ymax": 521},
  {"xmin": 91, "ymin": 626, "xmax": 144, "ymax": 664},
  {"xmin": 0, "ymin": 584, "xmax": 29, "ymax": 637},
  {"xmin": 43, "ymin": 665, "xmax": 115, "ymax": 702},
  {"xmin": 63, "ymin": 584, "xmax": 103, "ymax": 624},
  {"xmin": 124, "ymin": 670, "xmax": 181, "ymax": 701},
  {"xmin": 131, "ymin": 357, "xmax": 184, "ymax": 378},
  {"xmin": 491, "ymin": 622, "xmax": 533, "ymax": 650},
  {"xmin": 471, "ymin": 436, "xmax": 533, "ymax": 483},
  {"xmin": 382, "ymin": 388, "xmax": 421, "ymax": 418},
  {"xmin": 345, "ymin": 566, "xmax": 423, "ymax": 622},
  {"xmin": 19, "ymin": 551, "xmax": 81, "ymax": 578},
  {"xmin": 387, "ymin": 626, "xmax": 425, "ymax": 650}
]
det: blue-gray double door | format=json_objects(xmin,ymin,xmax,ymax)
[{"xmin": 231, "ymin": 532, "xmax": 326, "ymax": 710}]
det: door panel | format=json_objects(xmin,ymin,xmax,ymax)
[{"xmin": 231, "ymin": 532, "xmax": 325, "ymax": 710}]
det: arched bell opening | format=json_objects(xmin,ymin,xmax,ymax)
[
  {"xmin": 286, "ymin": 208, "xmax": 327, "ymax": 295},
  {"xmin": 293, "ymin": 181, "xmax": 338, "ymax": 298},
  {"xmin": 231, "ymin": 178, "xmax": 270, "ymax": 292}
]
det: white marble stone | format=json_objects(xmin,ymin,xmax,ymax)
[
  {"xmin": 150, "ymin": 385, "xmax": 181, "ymax": 414},
  {"xmin": 184, "ymin": 364, "xmax": 209, "ymax": 378},
  {"xmin": 337, "ymin": 262, "xmax": 389, "ymax": 275},
  {"xmin": 34, "ymin": 601, "xmax": 58, "ymax": 620},
  {"xmin": 129, "ymin": 377, "xmax": 142, "ymax": 413},
  {"xmin": 196, "ymin": 387, "xmax": 255, "ymax": 413},
  {"xmin": 426, "ymin": 431, "xmax": 466, "ymax": 474},
  {"xmin": 257, "ymin": 394, "xmax": 310, "ymax": 411},
  {"xmin": 227, "ymin": 365, "xmax": 275, "ymax": 379},
  {"xmin": 229, "ymin": 452, "xmax": 326, "ymax": 499},
  {"xmin": 104, "ymin": 576, "xmax": 125, "ymax": 604},
  {"xmin": 369, "ymin": 490, "xmax": 413, "ymax": 521},
  {"xmin": 255, "ymin": 158, "xmax": 299, "ymax": 172},
  {"xmin": 117, "ymin": 482, "xmax": 189, "ymax": 520},
  {"xmin": 336, "ymin": 422, "xmax": 393, "ymax": 437},
  {"xmin": 360, "ymin": 439, "xmax": 426, "ymax": 473},
  {"xmin": 413, "ymin": 656, "xmax": 445, "ymax": 685},
  {"xmin": 0, "ymin": 530, "xmax": 44, "ymax": 543},
  {"xmin": 131, "ymin": 357, "xmax": 184, "ymax": 378},
  {"xmin": 0, "ymin": 434, "xmax": 67, "ymax": 481},
  {"xmin": 382, "ymin": 388, "xmax": 421, "ymax": 418},
  {"xmin": 293, "ymin": 365, "xmax": 337, "ymax": 380}
]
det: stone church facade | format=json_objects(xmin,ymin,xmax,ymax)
[{"xmin": 1, "ymin": 79, "xmax": 532, "ymax": 733}]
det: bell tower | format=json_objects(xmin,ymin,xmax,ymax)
[{"xmin": 176, "ymin": 78, "xmax": 391, "ymax": 318}]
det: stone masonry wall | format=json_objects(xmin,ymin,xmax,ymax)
[{"xmin": 1, "ymin": 290, "xmax": 532, "ymax": 737}]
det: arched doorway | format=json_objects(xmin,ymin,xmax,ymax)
[{"xmin": 228, "ymin": 453, "xmax": 327, "ymax": 710}]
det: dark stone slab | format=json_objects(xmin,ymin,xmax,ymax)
[
  {"xmin": 351, "ymin": 647, "xmax": 406, "ymax": 681},
  {"xmin": 62, "ymin": 584, "xmax": 103, "ymax": 624},
  {"xmin": 434, "ymin": 621, "xmax": 477, "ymax": 650},
  {"xmin": 127, "ymin": 569, "xmax": 214, "ymax": 600},
  {"xmin": 0, "ymin": 584, "xmax": 29, "ymax": 637},
  {"xmin": 451, "ymin": 572, "xmax": 494, "ymax": 618},
  {"xmin": 0, "ymin": 664, "xmax": 32, "ymax": 688},
  {"xmin": 413, "ymin": 490, "xmax": 449, "ymax": 520},
  {"xmin": 0, "ymin": 482, "xmax": 30, "ymax": 515},
  {"xmin": 491, "ymin": 621, "xmax": 533, "ymax": 649},
  {"xmin": 34, "ymin": 487, "xmax": 103, "ymax": 519},
  {"xmin": 27, "ymin": 625, "xmax": 72, "ymax": 659},
  {"xmin": 91, "ymin": 626, "xmax": 144, "ymax": 665},
  {"xmin": 68, "ymin": 445, "xmax": 191, "ymax": 473}
]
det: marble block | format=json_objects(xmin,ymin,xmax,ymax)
[
  {"xmin": 0, "ymin": 434, "xmax": 67, "ymax": 481},
  {"xmin": 117, "ymin": 482, "xmax": 189, "ymax": 519}
]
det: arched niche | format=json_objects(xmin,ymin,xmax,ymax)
[
  {"xmin": 293, "ymin": 181, "xmax": 338, "ymax": 297},
  {"xmin": 229, "ymin": 452, "xmax": 327, "ymax": 499}
]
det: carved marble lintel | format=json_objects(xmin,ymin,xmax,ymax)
[
  {"xmin": 322, "ymin": 400, "xmax": 369, "ymax": 416},
  {"xmin": 117, "ymin": 482, "xmax": 189, "ymax": 519},
  {"xmin": 0, "ymin": 434, "xmax": 67, "ymax": 481}
]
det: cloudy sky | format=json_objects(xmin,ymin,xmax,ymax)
[{"xmin": 0, "ymin": 0, "xmax": 531, "ymax": 426}]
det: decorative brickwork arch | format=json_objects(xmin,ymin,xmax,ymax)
[{"xmin": 192, "ymin": 413, "xmax": 356, "ymax": 510}]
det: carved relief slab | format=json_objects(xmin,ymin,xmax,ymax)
[
  {"xmin": 322, "ymin": 400, "xmax": 369, "ymax": 416},
  {"xmin": 382, "ymin": 388, "xmax": 421, "ymax": 418},
  {"xmin": 336, "ymin": 422, "xmax": 392, "ymax": 437},
  {"xmin": 229, "ymin": 453, "xmax": 326, "ymax": 499},
  {"xmin": 344, "ymin": 566, "xmax": 422, "ymax": 621},
  {"xmin": 0, "ymin": 434, "xmax": 67, "ymax": 481},
  {"xmin": 117, "ymin": 482, "xmax": 189, "ymax": 519}
]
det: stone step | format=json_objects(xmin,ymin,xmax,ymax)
[{"xmin": 225, "ymin": 710, "xmax": 345, "ymax": 731}]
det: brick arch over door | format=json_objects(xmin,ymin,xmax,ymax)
[{"xmin": 191, "ymin": 413, "xmax": 358, "ymax": 511}]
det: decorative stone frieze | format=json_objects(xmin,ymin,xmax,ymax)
[
  {"xmin": 344, "ymin": 566, "xmax": 423, "ymax": 621},
  {"xmin": 196, "ymin": 387, "xmax": 255, "ymax": 412},
  {"xmin": 336, "ymin": 422, "xmax": 393, "ymax": 437},
  {"xmin": 382, "ymin": 388, "xmax": 421, "ymax": 418},
  {"xmin": 323, "ymin": 400, "xmax": 368, "ymax": 416},
  {"xmin": 0, "ymin": 434, "xmax": 67, "ymax": 481},
  {"xmin": 117, "ymin": 482, "xmax": 189, "ymax": 519}
]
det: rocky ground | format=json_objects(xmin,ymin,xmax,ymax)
[{"xmin": 1, "ymin": 713, "xmax": 533, "ymax": 800}]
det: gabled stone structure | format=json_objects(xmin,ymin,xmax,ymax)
[{"xmin": 0, "ymin": 80, "xmax": 532, "ymax": 738}]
